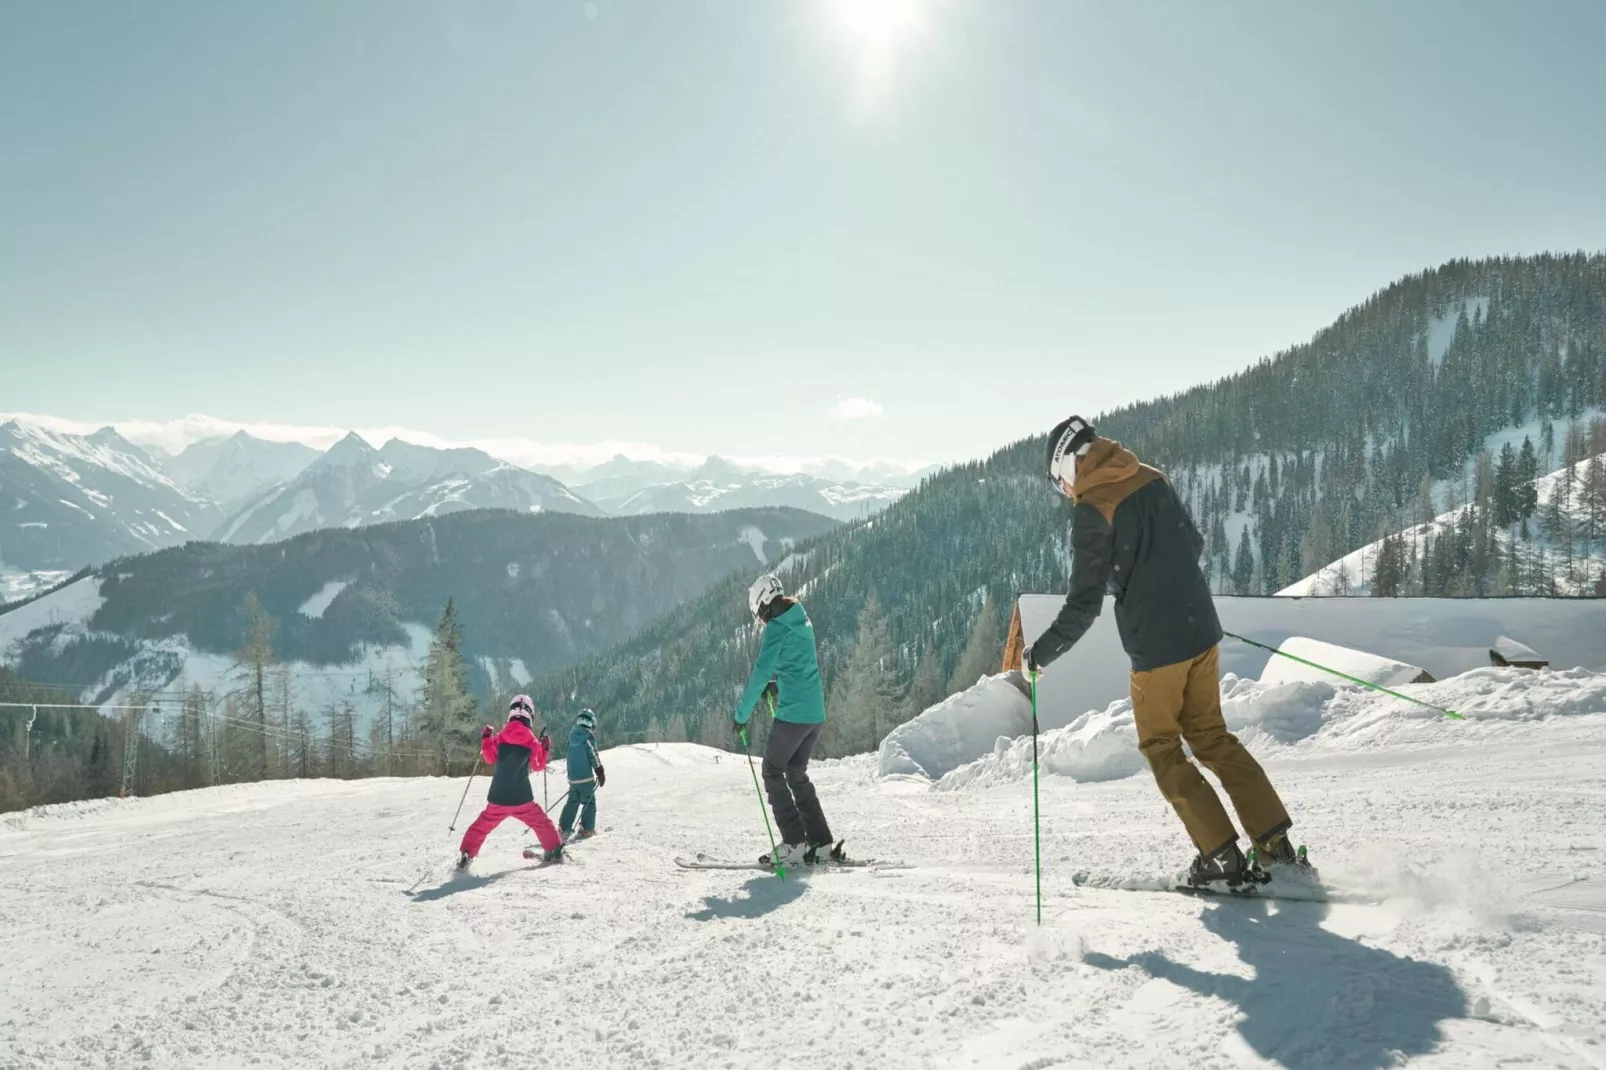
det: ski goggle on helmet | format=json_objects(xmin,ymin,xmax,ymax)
[
  {"xmin": 507, "ymin": 695, "xmax": 535, "ymax": 726},
  {"xmin": 748, "ymin": 573, "xmax": 784, "ymax": 620},
  {"xmin": 1045, "ymin": 415, "xmax": 1096, "ymax": 498}
]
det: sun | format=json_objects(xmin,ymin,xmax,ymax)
[
  {"xmin": 825, "ymin": 0, "xmax": 928, "ymax": 55},
  {"xmin": 819, "ymin": 0, "xmax": 938, "ymax": 117}
]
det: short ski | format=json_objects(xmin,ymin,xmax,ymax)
[{"xmin": 674, "ymin": 852, "xmax": 908, "ymax": 872}]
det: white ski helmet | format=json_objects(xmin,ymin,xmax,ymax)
[
  {"xmin": 507, "ymin": 694, "xmax": 535, "ymax": 727},
  {"xmin": 747, "ymin": 573, "xmax": 784, "ymax": 620}
]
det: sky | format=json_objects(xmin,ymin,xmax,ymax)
[{"xmin": 5, "ymin": 0, "xmax": 1606, "ymax": 473}]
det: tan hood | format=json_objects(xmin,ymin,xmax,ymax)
[{"xmin": 1070, "ymin": 438, "xmax": 1142, "ymax": 502}]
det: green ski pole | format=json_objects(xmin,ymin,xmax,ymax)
[
  {"xmin": 1223, "ymin": 630, "xmax": 1463, "ymax": 720},
  {"xmin": 740, "ymin": 721, "xmax": 785, "ymax": 881},
  {"xmin": 1030, "ymin": 669, "xmax": 1042, "ymax": 926}
]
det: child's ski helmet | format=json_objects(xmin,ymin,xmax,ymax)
[
  {"xmin": 507, "ymin": 694, "xmax": 535, "ymax": 727},
  {"xmin": 748, "ymin": 574, "xmax": 784, "ymax": 620},
  {"xmin": 577, "ymin": 708, "xmax": 597, "ymax": 729}
]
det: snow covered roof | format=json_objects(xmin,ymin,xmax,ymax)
[
  {"xmin": 1006, "ymin": 595, "xmax": 1605, "ymax": 731},
  {"xmin": 1259, "ymin": 636, "xmax": 1431, "ymax": 688}
]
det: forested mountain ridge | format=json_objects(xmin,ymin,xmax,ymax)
[
  {"xmin": 533, "ymin": 254, "xmax": 1606, "ymax": 752},
  {"xmin": 0, "ymin": 507, "xmax": 838, "ymax": 699}
]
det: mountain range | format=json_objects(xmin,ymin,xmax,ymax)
[
  {"xmin": 0, "ymin": 506, "xmax": 839, "ymax": 721},
  {"xmin": 0, "ymin": 423, "xmax": 913, "ymax": 576}
]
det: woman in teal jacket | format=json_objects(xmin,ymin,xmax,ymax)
[{"xmin": 734, "ymin": 574, "xmax": 844, "ymax": 867}]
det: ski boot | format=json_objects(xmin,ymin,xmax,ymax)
[
  {"xmin": 1186, "ymin": 840, "xmax": 1265, "ymax": 890},
  {"xmin": 759, "ymin": 843, "xmax": 806, "ymax": 867},
  {"xmin": 522, "ymin": 844, "xmax": 565, "ymax": 863},
  {"xmin": 1249, "ymin": 829, "xmax": 1318, "ymax": 881},
  {"xmin": 805, "ymin": 840, "xmax": 847, "ymax": 865},
  {"xmin": 455, "ymin": 851, "xmax": 472, "ymax": 872},
  {"xmin": 571, "ymin": 828, "xmax": 598, "ymax": 841}
]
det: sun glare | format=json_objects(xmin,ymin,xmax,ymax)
[{"xmin": 820, "ymin": 0, "xmax": 937, "ymax": 118}]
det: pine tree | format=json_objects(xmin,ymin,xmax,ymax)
[
  {"xmin": 825, "ymin": 591, "xmax": 899, "ymax": 756},
  {"xmin": 1372, "ymin": 532, "xmax": 1404, "ymax": 597},
  {"xmin": 1517, "ymin": 436, "xmax": 1539, "ymax": 521},
  {"xmin": 946, "ymin": 593, "xmax": 1001, "ymax": 697},
  {"xmin": 1232, "ymin": 525, "xmax": 1255, "ymax": 595},
  {"xmin": 419, "ymin": 599, "xmax": 477, "ymax": 775},
  {"xmin": 904, "ymin": 639, "xmax": 945, "ymax": 723}
]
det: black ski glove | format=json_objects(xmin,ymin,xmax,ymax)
[{"xmin": 595, "ymin": 765, "xmax": 606, "ymax": 788}]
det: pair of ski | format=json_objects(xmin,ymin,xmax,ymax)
[
  {"xmin": 1072, "ymin": 870, "xmax": 1362, "ymax": 904},
  {"xmin": 674, "ymin": 852, "xmax": 908, "ymax": 873}
]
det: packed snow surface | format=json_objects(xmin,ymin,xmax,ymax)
[
  {"xmin": 1259, "ymin": 635, "xmax": 1429, "ymax": 688},
  {"xmin": 4, "ymin": 673, "xmax": 1606, "ymax": 1068}
]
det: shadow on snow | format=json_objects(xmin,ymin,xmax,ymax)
[
  {"xmin": 1083, "ymin": 897, "xmax": 1467, "ymax": 1070},
  {"xmin": 407, "ymin": 870, "xmax": 513, "ymax": 902},
  {"xmin": 686, "ymin": 874, "xmax": 807, "ymax": 921}
]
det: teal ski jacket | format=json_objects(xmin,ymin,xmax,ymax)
[{"xmin": 735, "ymin": 601, "xmax": 827, "ymax": 726}]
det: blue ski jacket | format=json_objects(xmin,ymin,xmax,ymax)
[{"xmin": 566, "ymin": 724, "xmax": 601, "ymax": 783}]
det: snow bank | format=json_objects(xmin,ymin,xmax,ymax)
[
  {"xmin": 877, "ymin": 674, "xmax": 1031, "ymax": 779},
  {"xmin": 935, "ymin": 674, "xmax": 1335, "ymax": 791},
  {"xmin": 1259, "ymin": 636, "xmax": 1429, "ymax": 688},
  {"xmin": 931, "ymin": 666, "xmax": 1606, "ymax": 791}
]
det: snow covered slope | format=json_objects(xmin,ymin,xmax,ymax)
[
  {"xmin": 215, "ymin": 433, "xmax": 602, "ymax": 543},
  {"xmin": 4, "ymin": 678, "xmax": 1606, "ymax": 1068},
  {"xmin": 163, "ymin": 430, "xmax": 319, "ymax": 509},
  {"xmin": 0, "ymin": 419, "xmax": 221, "ymax": 571}
]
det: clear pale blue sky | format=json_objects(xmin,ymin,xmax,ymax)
[{"xmin": 5, "ymin": 0, "xmax": 1605, "ymax": 468}]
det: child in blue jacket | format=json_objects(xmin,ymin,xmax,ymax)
[{"xmin": 559, "ymin": 708, "xmax": 605, "ymax": 841}]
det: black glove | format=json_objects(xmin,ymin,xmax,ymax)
[
  {"xmin": 762, "ymin": 681, "xmax": 778, "ymax": 707},
  {"xmin": 595, "ymin": 765, "xmax": 606, "ymax": 788},
  {"xmin": 1022, "ymin": 645, "xmax": 1040, "ymax": 679},
  {"xmin": 481, "ymin": 725, "xmax": 494, "ymax": 740}
]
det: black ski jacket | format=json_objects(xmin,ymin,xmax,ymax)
[{"xmin": 1030, "ymin": 438, "xmax": 1222, "ymax": 673}]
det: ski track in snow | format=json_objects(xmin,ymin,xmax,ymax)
[{"xmin": 3, "ymin": 725, "xmax": 1606, "ymax": 1068}]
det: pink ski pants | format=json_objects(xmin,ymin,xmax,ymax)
[{"xmin": 459, "ymin": 802, "xmax": 561, "ymax": 856}]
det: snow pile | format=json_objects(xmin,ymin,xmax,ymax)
[
  {"xmin": 1314, "ymin": 666, "xmax": 1606, "ymax": 747},
  {"xmin": 934, "ymin": 674, "xmax": 1335, "ymax": 791},
  {"xmin": 876, "ymin": 673, "xmax": 1031, "ymax": 779},
  {"xmin": 1259, "ymin": 636, "xmax": 1429, "ymax": 688}
]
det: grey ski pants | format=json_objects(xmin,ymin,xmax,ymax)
[{"xmin": 761, "ymin": 719, "xmax": 833, "ymax": 846}]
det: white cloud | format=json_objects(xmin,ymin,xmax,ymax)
[
  {"xmin": 832, "ymin": 396, "xmax": 885, "ymax": 421},
  {"xmin": 1, "ymin": 410, "xmax": 932, "ymax": 481}
]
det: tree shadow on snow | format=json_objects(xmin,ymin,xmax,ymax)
[
  {"xmin": 407, "ymin": 870, "xmax": 512, "ymax": 902},
  {"xmin": 685, "ymin": 875, "xmax": 807, "ymax": 922},
  {"xmin": 1083, "ymin": 898, "xmax": 1466, "ymax": 1070}
]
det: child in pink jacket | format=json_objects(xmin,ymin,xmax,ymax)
[{"xmin": 456, "ymin": 695, "xmax": 564, "ymax": 870}]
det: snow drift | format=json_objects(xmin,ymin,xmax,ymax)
[
  {"xmin": 891, "ymin": 665, "xmax": 1606, "ymax": 792},
  {"xmin": 876, "ymin": 674, "xmax": 1031, "ymax": 780}
]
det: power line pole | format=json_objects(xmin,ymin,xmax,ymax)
[{"xmin": 120, "ymin": 701, "xmax": 143, "ymax": 798}]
